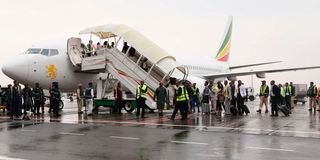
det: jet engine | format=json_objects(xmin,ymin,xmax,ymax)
[{"xmin": 256, "ymin": 73, "xmax": 266, "ymax": 78}]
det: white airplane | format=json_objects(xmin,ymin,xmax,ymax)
[{"xmin": 2, "ymin": 17, "xmax": 320, "ymax": 95}]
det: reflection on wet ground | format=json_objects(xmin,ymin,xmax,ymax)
[
  {"xmin": 0, "ymin": 100, "xmax": 320, "ymax": 138},
  {"xmin": 0, "ymin": 100, "xmax": 319, "ymax": 159}
]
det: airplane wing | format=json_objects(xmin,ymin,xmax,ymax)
[
  {"xmin": 200, "ymin": 65, "xmax": 320, "ymax": 80},
  {"xmin": 229, "ymin": 61, "xmax": 282, "ymax": 70}
]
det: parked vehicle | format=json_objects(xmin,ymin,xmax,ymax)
[
  {"xmin": 293, "ymin": 84, "xmax": 307, "ymax": 104},
  {"xmin": 245, "ymin": 87, "xmax": 255, "ymax": 101}
]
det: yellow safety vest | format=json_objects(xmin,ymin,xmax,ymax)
[
  {"xmin": 225, "ymin": 85, "xmax": 229, "ymax": 97},
  {"xmin": 260, "ymin": 85, "xmax": 268, "ymax": 95},
  {"xmin": 283, "ymin": 86, "xmax": 292, "ymax": 96},
  {"xmin": 192, "ymin": 87, "xmax": 199, "ymax": 96},
  {"xmin": 176, "ymin": 86, "xmax": 189, "ymax": 102},
  {"xmin": 136, "ymin": 84, "xmax": 148, "ymax": 99}
]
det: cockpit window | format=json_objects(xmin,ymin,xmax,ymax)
[
  {"xmin": 50, "ymin": 49, "xmax": 59, "ymax": 56},
  {"xmin": 26, "ymin": 48, "xmax": 41, "ymax": 54},
  {"xmin": 41, "ymin": 49, "xmax": 49, "ymax": 56}
]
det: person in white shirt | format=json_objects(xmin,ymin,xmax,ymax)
[{"xmin": 234, "ymin": 80, "xmax": 247, "ymax": 115}]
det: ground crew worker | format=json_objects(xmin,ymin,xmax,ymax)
[
  {"xmin": 76, "ymin": 84, "xmax": 84, "ymax": 114},
  {"xmin": 283, "ymin": 82, "xmax": 292, "ymax": 111},
  {"xmin": 136, "ymin": 80, "xmax": 148, "ymax": 118},
  {"xmin": 224, "ymin": 80, "xmax": 231, "ymax": 115},
  {"xmin": 114, "ymin": 82, "xmax": 123, "ymax": 114},
  {"xmin": 307, "ymin": 81, "xmax": 317, "ymax": 112},
  {"xmin": 257, "ymin": 80, "xmax": 269, "ymax": 113},
  {"xmin": 50, "ymin": 82, "xmax": 61, "ymax": 117},
  {"xmin": 84, "ymin": 82, "xmax": 94, "ymax": 116},
  {"xmin": 235, "ymin": 80, "xmax": 246, "ymax": 115},
  {"xmin": 170, "ymin": 80, "xmax": 189, "ymax": 120},
  {"xmin": 290, "ymin": 82, "xmax": 296, "ymax": 109},
  {"xmin": 191, "ymin": 83, "xmax": 200, "ymax": 113},
  {"xmin": 155, "ymin": 82, "xmax": 167, "ymax": 116},
  {"xmin": 32, "ymin": 83, "xmax": 44, "ymax": 116}
]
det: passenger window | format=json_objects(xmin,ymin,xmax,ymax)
[
  {"xmin": 50, "ymin": 49, "xmax": 59, "ymax": 56},
  {"xmin": 26, "ymin": 48, "xmax": 41, "ymax": 54},
  {"xmin": 41, "ymin": 49, "xmax": 49, "ymax": 56}
]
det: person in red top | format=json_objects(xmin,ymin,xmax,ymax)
[{"xmin": 114, "ymin": 82, "xmax": 123, "ymax": 114}]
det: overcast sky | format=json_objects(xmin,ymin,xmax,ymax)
[{"xmin": 1, "ymin": 0, "xmax": 320, "ymax": 90}]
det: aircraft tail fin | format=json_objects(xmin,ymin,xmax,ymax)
[{"xmin": 215, "ymin": 16, "xmax": 233, "ymax": 62}]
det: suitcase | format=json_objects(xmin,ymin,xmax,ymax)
[
  {"xmin": 202, "ymin": 103, "xmax": 210, "ymax": 113},
  {"xmin": 278, "ymin": 105, "xmax": 290, "ymax": 116},
  {"xmin": 243, "ymin": 105, "xmax": 250, "ymax": 115},
  {"xmin": 230, "ymin": 106, "xmax": 238, "ymax": 116}
]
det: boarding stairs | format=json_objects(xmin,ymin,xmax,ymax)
[{"xmin": 67, "ymin": 38, "xmax": 169, "ymax": 108}]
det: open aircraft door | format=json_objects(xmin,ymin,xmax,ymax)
[{"xmin": 67, "ymin": 38, "xmax": 83, "ymax": 67}]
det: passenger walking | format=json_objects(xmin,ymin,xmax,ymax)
[
  {"xmin": 40, "ymin": 87, "xmax": 45, "ymax": 114},
  {"xmin": 279, "ymin": 84, "xmax": 285, "ymax": 105},
  {"xmin": 202, "ymin": 81, "xmax": 210, "ymax": 114},
  {"xmin": 209, "ymin": 81, "xmax": 217, "ymax": 114},
  {"xmin": 257, "ymin": 80, "xmax": 269, "ymax": 113},
  {"xmin": 86, "ymin": 40, "xmax": 93, "ymax": 57},
  {"xmin": 50, "ymin": 82, "xmax": 61, "ymax": 117},
  {"xmin": 22, "ymin": 84, "xmax": 33, "ymax": 115},
  {"xmin": 10, "ymin": 81, "xmax": 22, "ymax": 119},
  {"xmin": 290, "ymin": 82, "xmax": 296, "ymax": 109},
  {"xmin": 114, "ymin": 82, "xmax": 123, "ymax": 114},
  {"xmin": 136, "ymin": 80, "xmax": 148, "ymax": 118},
  {"xmin": 155, "ymin": 82, "xmax": 167, "ymax": 116},
  {"xmin": 84, "ymin": 82, "xmax": 94, "ymax": 116},
  {"xmin": 235, "ymin": 80, "xmax": 246, "ymax": 115},
  {"xmin": 122, "ymin": 42, "xmax": 129, "ymax": 54},
  {"xmin": 270, "ymin": 80, "xmax": 281, "ymax": 116},
  {"xmin": 6, "ymin": 84, "xmax": 12, "ymax": 115},
  {"xmin": 307, "ymin": 81, "xmax": 317, "ymax": 112},
  {"xmin": 224, "ymin": 80, "xmax": 231, "ymax": 115},
  {"xmin": 216, "ymin": 81, "xmax": 225, "ymax": 115},
  {"xmin": 32, "ymin": 83, "xmax": 44, "ymax": 116},
  {"xmin": 76, "ymin": 84, "xmax": 84, "ymax": 114},
  {"xmin": 191, "ymin": 83, "xmax": 200, "ymax": 113},
  {"xmin": 170, "ymin": 81, "xmax": 189, "ymax": 120}
]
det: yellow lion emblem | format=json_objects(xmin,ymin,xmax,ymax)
[{"xmin": 46, "ymin": 64, "xmax": 57, "ymax": 79}]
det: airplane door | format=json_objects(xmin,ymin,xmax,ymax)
[{"xmin": 67, "ymin": 38, "xmax": 83, "ymax": 67}]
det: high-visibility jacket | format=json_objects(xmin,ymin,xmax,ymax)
[
  {"xmin": 308, "ymin": 85, "xmax": 317, "ymax": 97},
  {"xmin": 176, "ymin": 86, "xmax": 189, "ymax": 102},
  {"xmin": 192, "ymin": 87, "xmax": 199, "ymax": 96},
  {"xmin": 259, "ymin": 85, "xmax": 269, "ymax": 96},
  {"xmin": 280, "ymin": 87, "xmax": 285, "ymax": 97},
  {"xmin": 283, "ymin": 86, "xmax": 292, "ymax": 96},
  {"xmin": 136, "ymin": 84, "xmax": 148, "ymax": 99}
]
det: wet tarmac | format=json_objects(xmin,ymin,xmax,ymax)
[{"xmin": 0, "ymin": 99, "xmax": 319, "ymax": 159}]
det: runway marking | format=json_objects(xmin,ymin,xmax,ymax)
[
  {"xmin": 20, "ymin": 129, "xmax": 37, "ymax": 132},
  {"xmin": 109, "ymin": 136, "xmax": 140, "ymax": 140},
  {"xmin": 0, "ymin": 155, "xmax": 28, "ymax": 160},
  {"xmin": 171, "ymin": 141, "xmax": 208, "ymax": 145},
  {"xmin": 59, "ymin": 132, "xmax": 85, "ymax": 136},
  {"xmin": 247, "ymin": 146, "xmax": 295, "ymax": 152}
]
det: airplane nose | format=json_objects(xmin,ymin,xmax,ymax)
[{"xmin": 2, "ymin": 56, "xmax": 29, "ymax": 82}]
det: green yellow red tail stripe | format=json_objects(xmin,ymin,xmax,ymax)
[{"xmin": 215, "ymin": 16, "xmax": 232, "ymax": 62}]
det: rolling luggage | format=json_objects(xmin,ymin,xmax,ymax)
[
  {"xmin": 230, "ymin": 106, "xmax": 238, "ymax": 116},
  {"xmin": 243, "ymin": 105, "xmax": 250, "ymax": 115},
  {"xmin": 278, "ymin": 105, "xmax": 290, "ymax": 116}
]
